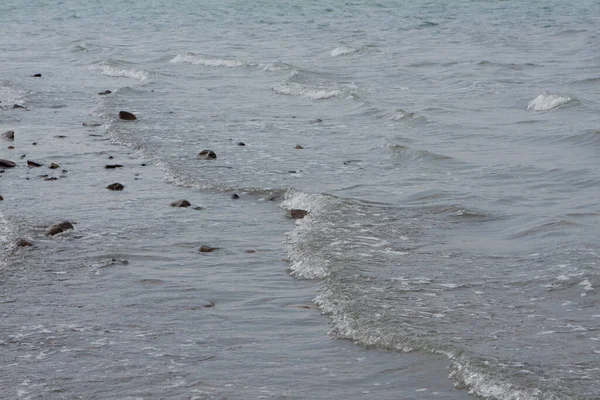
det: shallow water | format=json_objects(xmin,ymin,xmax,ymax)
[{"xmin": 2, "ymin": 1, "xmax": 600, "ymax": 399}]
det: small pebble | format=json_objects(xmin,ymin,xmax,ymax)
[{"xmin": 107, "ymin": 182, "xmax": 124, "ymax": 191}]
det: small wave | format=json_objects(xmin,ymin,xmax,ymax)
[
  {"xmin": 282, "ymin": 189, "xmax": 341, "ymax": 279},
  {"xmin": 92, "ymin": 62, "xmax": 151, "ymax": 81},
  {"xmin": 527, "ymin": 93, "xmax": 573, "ymax": 111},
  {"xmin": 329, "ymin": 44, "xmax": 359, "ymax": 57},
  {"xmin": 273, "ymin": 83, "xmax": 341, "ymax": 100},
  {"xmin": 170, "ymin": 54, "xmax": 248, "ymax": 68},
  {"xmin": 389, "ymin": 109, "xmax": 418, "ymax": 120}
]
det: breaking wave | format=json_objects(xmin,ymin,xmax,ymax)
[
  {"xmin": 170, "ymin": 54, "xmax": 248, "ymax": 68},
  {"xmin": 527, "ymin": 93, "xmax": 573, "ymax": 111}
]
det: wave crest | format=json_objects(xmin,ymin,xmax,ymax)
[
  {"xmin": 170, "ymin": 54, "xmax": 248, "ymax": 68},
  {"xmin": 329, "ymin": 45, "xmax": 359, "ymax": 57},
  {"xmin": 527, "ymin": 93, "xmax": 573, "ymax": 111},
  {"xmin": 93, "ymin": 62, "xmax": 151, "ymax": 81},
  {"xmin": 273, "ymin": 83, "xmax": 341, "ymax": 100}
]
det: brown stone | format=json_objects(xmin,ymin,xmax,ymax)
[
  {"xmin": 197, "ymin": 150, "xmax": 217, "ymax": 159},
  {"xmin": 170, "ymin": 199, "xmax": 191, "ymax": 207},
  {"xmin": 105, "ymin": 164, "xmax": 123, "ymax": 169},
  {"xmin": 289, "ymin": 209, "xmax": 309, "ymax": 219},
  {"xmin": 7, "ymin": 146, "xmax": 14, "ymax": 150},
  {"xmin": 45, "ymin": 221, "xmax": 74, "ymax": 236},
  {"xmin": 27, "ymin": 160, "xmax": 42, "ymax": 168},
  {"xmin": 16, "ymin": 238, "xmax": 33, "ymax": 247},
  {"xmin": 0, "ymin": 159, "xmax": 16, "ymax": 168},
  {"xmin": 2, "ymin": 130, "xmax": 14, "ymax": 140},
  {"xmin": 199, "ymin": 245, "xmax": 218, "ymax": 253},
  {"xmin": 98, "ymin": 90, "xmax": 112, "ymax": 95},
  {"xmin": 107, "ymin": 182, "xmax": 124, "ymax": 191},
  {"xmin": 119, "ymin": 111, "xmax": 137, "ymax": 120},
  {"xmin": 0, "ymin": 195, "xmax": 3, "ymax": 201},
  {"xmin": 295, "ymin": 145, "xmax": 304, "ymax": 149},
  {"xmin": 49, "ymin": 163, "xmax": 60, "ymax": 169}
]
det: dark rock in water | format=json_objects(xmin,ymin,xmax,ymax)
[
  {"xmin": 7, "ymin": 146, "xmax": 14, "ymax": 150},
  {"xmin": 295, "ymin": 145, "xmax": 304, "ymax": 149},
  {"xmin": 231, "ymin": 193, "xmax": 239, "ymax": 200},
  {"xmin": 49, "ymin": 163, "xmax": 60, "ymax": 169},
  {"xmin": 141, "ymin": 163, "xmax": 147, "ymax": 166},
  {"xmin": 0, "ymin": 195, "xmax": 3, "ymax": 200},
  {"xmin": 16, "ymin": 238, "xmax": 33, "ymax": 247},
  {"xmin": 107, "ymin": 182, "xmax": 124, "ymax": 191},
  {"xmin": 46, "ymin": 221, "xmax": 74, "ymax": 236},
  {"xmin": 31, "ymin": 73, "xmax": 42, "ymax": 77},
  {"xmin": 20, "ymin": 154, "xmax": 26, "ymax": 159},
  {"xmin": 119, "ymin": 111, "xmax": 137, "ymax": 121},
  {"xmin": 245, "ymin": 249, "xmax": 256, "ymax": 254},
  {"xmin": 309, "ymin": 118, "xmax": 323, "ymax": 123},
  {"xmin": 108, "ymin": 156, "xmax": 114, "ymax": 159},
  {"xmin": 2, "ymin": 130, "xmax": 14, "ymax": 140},
  {"xmin": 62, "ymin": 169, "xmax": 68, "ymax": 173},
  {"xmin": 105, "ymin": 164, "xmax": 123, "ymax": 169},
  {"xmin": 98, "ymin": 90, "xmax": 112, "ymax": 95},
  {"xmin": 27, "ymin": 160, "xmax": 42, "ymax": 168},
  {"xmin": 54, "ymin": 135, "xmax": 67, "ymax": 139},
  {"xmin": 197, "ymin": 149, "xmax": 217, "ymax": 159},
  {"xmin": 13, "ymin": 104, "xmax": 25, "ymax": 109},
  {"xmin": 39, "ymin": 174, "xmax": 48, "ymax": 178},
  {"xmin": 32, "ymin": 142, "xmax": 37, "ymax": 145},
  {"xmin": 289, "ymin": 209, "xmax": 309, "ymax": 219},
  {"xmin": 288, "ymin": 170, "xmax": 297, "ymax": 174},
  {"xmin": 170, "ymin": 199, "xmax": 191, "ymax": 207},
  {"xmin": 193, "ymin": 206, "xmax": 203, "ymax": 211},
  {"xmin": 236, "ymin": 142, "xmax": 246, "ymax": 146},
  {"xmin": 0, "ymin": 159, "xmax": 16, "ymax": 168},
  {"xmin": 44, "ymin": 177, "xmax": 58, "ymax": 181},
  {"xmin": 199, "ymin": 245, "xmax": 218, "ymax": 253}
]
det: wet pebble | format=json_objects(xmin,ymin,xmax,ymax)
[
  {"xmin": 199, "ymin": 245, "xmax": 218, "ymax": 253},
  {"xmin": 27, "ymin": 160, "xmax": 42, "ymax": 167},
  {"xmin": 197, "ymin": 149, "xmax": 217, "ymax": 159},
  {"xmin": 45, "ymin": 221, "xmax": 74, "ymax": 236},
  {"xmin": 170, "ymin": 199, "xmax": 191, "ymax": 207},
  {"xmin": 289, "ymin": 209, "xmax": 309, "ymax": 219},
  {"xmin": 2, "ymin": 130, "xmax": 14, "ymax": 140},
  {"xmin": 0, "ymin": 159, "xmax": 16, "ymax": 168},
  {"xmin": 107, "ymin": 182, "xmax": 124, "ymax": 191},
  {"xmin": 119, "ymin": 111, "xmax": 137, "ymax": 120}
]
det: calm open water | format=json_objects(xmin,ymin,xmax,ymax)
[{"xmin": 1, "ymin": 1, "xmax": 600, "ymax": 399}]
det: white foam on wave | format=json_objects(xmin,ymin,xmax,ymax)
[
  {"xmin": 94, "ymin": 64, "xmax": 151, "ymax": 81},
  {"xmin": 527, "ymin": 93, "xmax": 572, "ymax": 111},
  {"xmin": 273, "ymin": 83, "xmax": 341, "ymax": 100},
  {"xmin": 0, "ymin": 211, "xmax": 13, "ymax": 269},
  {"xmin": 170, "ymin": 54, "xmax": 247, "ymax": 68},
  {"xmin": 282, "ymin": 189, "xmax": 338, "ymax": 279},
  {"xmin": 329, "ymin": 44, "xmax": 359, "ymax": 57}
]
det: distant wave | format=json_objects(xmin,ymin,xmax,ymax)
[
  {"xmin": 170, "ymin": 54, "xmax": 248, "ymax": 68},
  {"xmin": 92, "ymin": 62, "xmax": 151, "ymax": 81},
  {"xmin": 389, "ymin": 109, "xmax": 419, "ymax": 121},
  {"xmin": 273, "ymin": 83, "xmax": 341, "ymax": 100},
  {"xmin": 329, "ymin": 44, "xmax": 359, "ymax": 57},
  {"xmin": 527, "ymin": 93, "xmax": 573, "ymax": 111}
]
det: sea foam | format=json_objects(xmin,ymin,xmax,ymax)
[
  {"xmin": 527, "ymin": 93, "xmax": 572, "ymax": 111},
  {"xmin": 170, "ymin": 54, "xmax": 247, "ymax": 68}
]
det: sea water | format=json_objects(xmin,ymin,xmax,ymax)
[{"xmin": 1, "ymin": 1, "xmax": 599, "ymax": 398}]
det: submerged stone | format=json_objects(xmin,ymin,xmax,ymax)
[
  {"xmin": 107, "ymin": 182, "xmax": 124, "ymax": 191},
  {"xmin": 170, "ymin": 199, "xmax": 191, "ymax": 207},
  {"xmin": 197, "ymin": 150, "xmax": 217, "ymax": 159},
  {"xmin": 2, "ymin": 130, "xmax": 14, "ymax": 140},
  {"xmin": 119, "ymin": 111, "xmax": 137, "ymax": 121},
  {"xmin": 0, "ymin": 159, "xmax": 16, "ymax": 168},
  {"xmin": 45, "ymin": 221, "xmax": 74, "ymax": 236}
]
